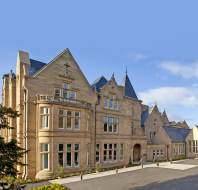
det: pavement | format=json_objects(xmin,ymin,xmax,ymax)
[
  {"xmin": 58, "ymin": 159, "xmax": 198, "ymax": 190},
  {"xmin": 25, "ymin": 159, "xmax": 198, "ymax": 190}
]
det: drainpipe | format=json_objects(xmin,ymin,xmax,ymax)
[{"xmin": 23, "ymin": 88, "xmax": 28, "ymax": 179}]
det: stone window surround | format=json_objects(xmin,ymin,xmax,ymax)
[
  {"xmin": 57, "ymin": 143, "xmax": 80, "ymax": 168},
  {"xmin": 58, "ymin": 109, "xmax": 80, "ymax": 130}
]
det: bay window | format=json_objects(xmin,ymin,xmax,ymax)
[
  {"xmin": 74, "ymin": 144, "xmax": 80, "ymax": 167},
  {"xmin": 58, "ymin": 110, "xmax": 80, "ymax": 130},
  {"xmin": 66, "ymin": 144, "xmax": 72, "ymax": 167},
  {"xmin": 96, "ymin": 144, "xmax": 100, "ymax": 163},
  {"xmin": 58, "ymin": 144, "xmax": 64, "ymax": 167},
  {"xmin": 40, "ymin": 107, "xmax": 50, "ymax": 129},
  {"xmin": 40, "ymin": 143, "xmax": 49, "ymax": 170}
]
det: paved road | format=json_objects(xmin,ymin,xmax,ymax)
[{"xmin": 66, "ymin": 159, "xmax": 198, "ymax": 190}]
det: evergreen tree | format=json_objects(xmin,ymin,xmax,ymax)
[{"xmin": 0, "ymin": 104, "xmax": 26, "ymax": 177}]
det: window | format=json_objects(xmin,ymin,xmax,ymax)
[
  {"xmin": 160, "ymin": 149, "xmax": 163, "ymax": 156},
  {"xmin": 40, "ymin": 107, "xmax": 50, "ymax": 129},
  {"xmin": 40, "ymin": 144, "xmax": 49, "ymax": 170},
  {"xmin": 74, "ymin": 112, "xmax": 80, "ymax": 129},
  {"xmin": 63, "ymin": 90, "xmax": 76, "ymax": 101},
  {"xmin": 66, "ymin": 144, "xmax": 72, "ymax": 167},
  {"xmin": 119, "ymin": 144, "xmax": 124, "ymax": 160},
  {"xmin": 63, "ymin": 83, "xmax": 70, "ymax": 90},
  {"xmin": 55, "ymin": 89, "xmax": 61, "ymax": 97},
  {"xmin": 96, "ymin": 144, "xmax": 100, "ymax": 163},
  {"xmin": 74, "ymin": 144, "xmax": 80, "ymax": 167},
  {"xmin": 103, "ymin": 143, "xmax": 120, "ymax": 162},
  {"xmin": 58, "ymin": 144, "xmax": 64, "ymax": 167},
  {"xmin": 66, "ymin": 111, "xmax": 72, "ymax": 129},
  {"xmin": 113, "ymin": 144, "xmax": 117, "ymax": 161},
  {"xmin": 58, "ymin": 110, "xmax": 81, "ymax": 130},
  {"xmin": 59, "ymin": 110, "xmax": 64, "ymax": 129},
  {"xmin": 103, "ymin": 116, "xmax": 118, "ymax": 133},
  {"xmin": 104, "ymin": 97, "xmax": 119, "ymax": 110}
]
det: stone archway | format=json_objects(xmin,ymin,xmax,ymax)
[{"xmin": 133, "ymin": 144, "xmax": 141, "ymax": 162}]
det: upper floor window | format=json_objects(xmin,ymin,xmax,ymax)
[
  {"xmin": 40, "ymin": 107, "xmax": 50, "ymax": 129},
  {"xmin": 104, "ymin": 96, "xmax": 119, "ymax": 110},
  {"xmin": 58, "ymin": 109, "xmax": 80, "ymax": 130},
  {"xmin": 104, "ymin": 116, "xmax": 118, "ymax": 133},
  {"xmin": 54, "ymin": 83, "xmax": 76, "ymax": 101}
]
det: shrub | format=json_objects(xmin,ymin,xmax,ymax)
[
  {"xmin": 56, "ymin": 166, "xmax": 65, "ymax": 178},
  {"xmin": 95, "ymin": 163, "xmax": 103, "ymax": 172},
  {"xmin": 28, "ymin": 184, "xmax": 70, "ymax": 190}
]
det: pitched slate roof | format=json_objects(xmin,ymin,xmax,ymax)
[
  {"xmin": 141, "ymin": 109, "xmax": 149, "ymax": 127},
  {"xmin": 123, "ymin": 74, "xmax": 138, "ymax": 99},
  {"xmin": 163, "ymin": 126, "xmax": 190, "ymax": 142},
  {"xmin": 91, "ymin": 76, "xmax": 108, "ymax": 92},
  {"xmin": 29, "ymin": 59, "xmax": 46, "ymax": 76}
]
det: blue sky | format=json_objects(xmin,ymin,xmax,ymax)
[{"xmin": 1, "ymin": 0, "xmax": 198, "ymax": 126}]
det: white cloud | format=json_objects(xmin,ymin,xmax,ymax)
[
  {"xmin": 160, "ymin": 61, "xmax": 198, "ymax": 79},
  {"xmin": 139, "ymin": 86, "xmax": 198, "ymax": 107},
  {"xmin": 128, "ymin": 53, "xmax": 146, "ymax": 62}
]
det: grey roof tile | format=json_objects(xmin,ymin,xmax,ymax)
[
  {"xmin": 163, "ymin": 126, "xmax": 190, "ymax": 142},
  {"xmin": 91, "ymin": 76, "xmax": 108, "ymax": 92},
  {"xmin": 123, "ymin": 74, "xmax": 138, "ymax": 99},
  {"xmin": 29, "ymin": 59, "xmax": 46, "ymax": 76}
]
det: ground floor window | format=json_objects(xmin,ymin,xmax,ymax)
[
  {"xmin": 40, "ymin": 143, "xmax": 49, "ymax": 170},
  {"xmin": 57, "ymin": 143, "xmax": 80, "ymax": 167},
  {"xmin": 153, "ymin": 149, "xmax": 164, "ymax": 160},
  {"xmin": 58, "ymin": 144, "xmax": 64, "ymax": 167},
  {"xmin": 189, "ymin": 140, "xmax": 198, "ymax": 153},
  {"xmin": 96, "ymin": 144, "xmax": 100, "ymax": 163},
  {"xmin": 102, "ymin": 143, "xmax": 123, "ymax": 162}
]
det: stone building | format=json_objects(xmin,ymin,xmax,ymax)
[{"xmin": 1, "ymin": 49, "xmax": 198, "ymax": 180}]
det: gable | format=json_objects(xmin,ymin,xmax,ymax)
[{"xmin": 26, "ymin": 49, "xmax": 97, "ymax": 103}]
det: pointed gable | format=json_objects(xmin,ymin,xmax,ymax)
[
  {"xmin": 92, "ymin": 76, "xmax": 108, "ymax": 92},
  {"xmin": 150, "ymin": 104, "xmax": 159, "ymax": 113},
  {"xmin": 161, "ymin": 110, "xmax": 169, "ymax": 126},
  {"xmin": 123, "ymin": 73, "xmax": 138, "ymax": 99}
]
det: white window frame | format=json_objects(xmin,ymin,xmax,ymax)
[
  {"xmin": 40, "ymin": 143, "xmax": 49, "ymax": 170},
  {"xmin": 40, "ymin": 107, "xmax": 50, "ymax": 129}
]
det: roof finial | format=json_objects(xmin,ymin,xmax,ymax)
[
  {"xmin": 125, "ymin": 67, "xmax": 128, "ymax": 75},
  {"xmin": 111, "ymin": 72, "xmax": 115, "ymax": 80}
]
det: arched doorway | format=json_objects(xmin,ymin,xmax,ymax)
[{"xmin": 133, "ymin": 144, "xmax": 141, "ymax": 162}]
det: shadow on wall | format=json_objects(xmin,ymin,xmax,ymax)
[{"xmin": 130, "ymin": 174, "xmax": 198, "ymax": 190}]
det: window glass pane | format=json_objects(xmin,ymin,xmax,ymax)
[
  {"xmin": 55, "ymin": 89, "xmax": 61, "ymax": 97},
  {"xmin": 66, "ymin": 152, "xmax": 71, "ymax": 166},
  {"xmin": 75, "ymin": 144, "xmax": 79, "ymax": 151},
  {"xmin": 58, "ymin": 153, "xmax": 63, "ymax": 167},
  {"xmin": 58, "ymin": 144, "xmax": 64, "ymax": 152},
  {"xmin": 74, "ymin": 152, "xmax": 79, "ymax": 166},
  {"xmin": 41, "ymin": 144, "xmax": 49, "ymax": 152},
  {"xmin": 67, "ymin": 144, "xmax": 71, "ymax": 152},
  {"xmin": 59, "ymin": 117, "xmax": 64, "ymax": 129},
  {"xmin": 43, "ymin": 153, "xmax": 48, "ymax": 169}
]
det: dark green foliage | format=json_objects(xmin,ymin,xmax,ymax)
[{"xmin": 0, "ymin": 104, "xmax": 26, "ymax": 177}]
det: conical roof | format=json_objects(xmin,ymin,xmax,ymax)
[{"xmin": 123, "ymin": 73, "xmax": 138, "ymax": 99}]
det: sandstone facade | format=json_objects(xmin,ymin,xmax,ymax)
[{"xmin": 1, "ymin": 49, "xmax": 197, "ymax": 179}]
